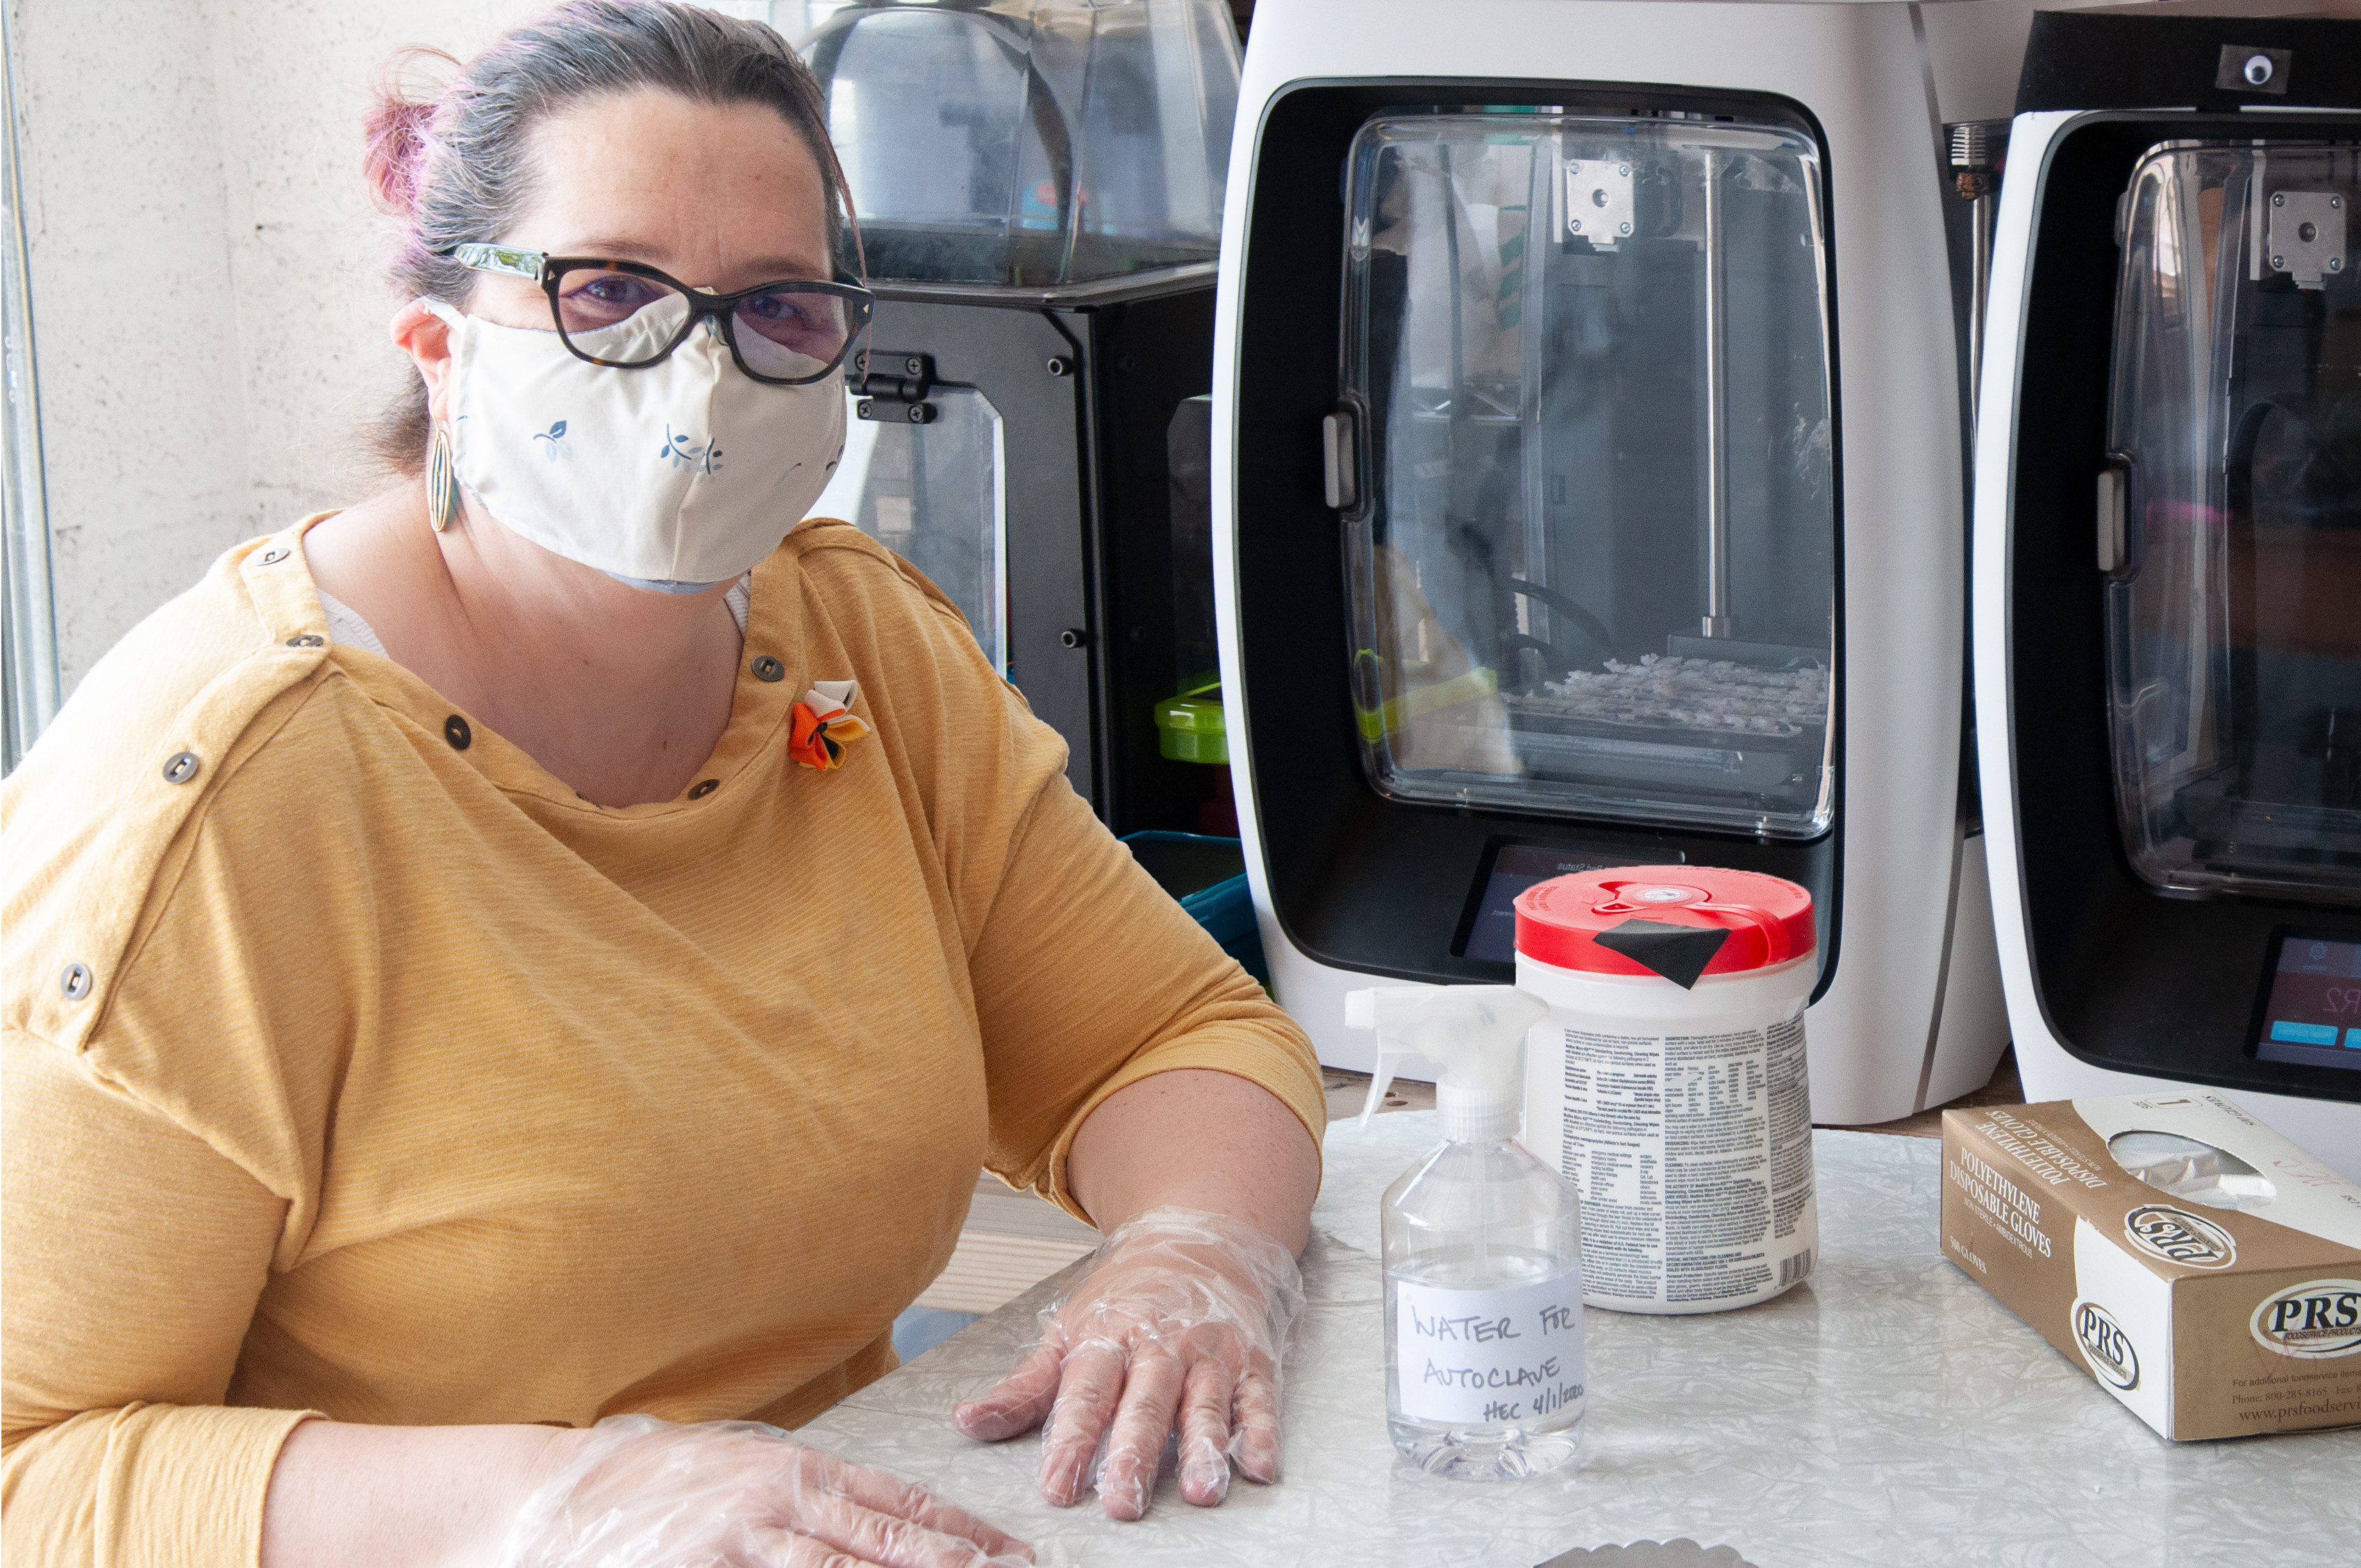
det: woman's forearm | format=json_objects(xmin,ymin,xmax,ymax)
[
  {"xmin": 1065, "ymin": 1069, "xmax": 1320, "ymax": 1252},
  {"xmin": 256, "ymin": 1073, "xmax": 1319, "ymax": 1565},
  {"xmin": 259, "ymin": 1419, "xmax": 574, "ymax": 1568}
]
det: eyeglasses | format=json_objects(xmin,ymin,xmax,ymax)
[{"xmin": 442, "ymin": 244, "xmax": 876, "ymax": 386}]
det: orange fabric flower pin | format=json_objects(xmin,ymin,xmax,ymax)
[{"xmin": 788, "ymin": 678, "xmax": 871, "ymax": 770}]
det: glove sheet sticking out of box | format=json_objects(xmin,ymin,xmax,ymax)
[{"xmin": 1941, "ymin": 1093, "xmax": 2361, "ymax": 1440}]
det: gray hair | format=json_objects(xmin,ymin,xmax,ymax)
[{"xmin": 363, "ymin": 0, "xmax": 853, "ymax": 474}]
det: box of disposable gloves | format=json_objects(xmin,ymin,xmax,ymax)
[{"xmin": 1940, "ymin": 1092, "xmax": 2361, "ymax": 1439}]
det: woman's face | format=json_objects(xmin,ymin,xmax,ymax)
[{"xmin": 463, "ymin": 87, "xmax": 832, "ymax": 332}]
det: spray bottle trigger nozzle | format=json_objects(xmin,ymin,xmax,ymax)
[
  {"xmin": 1359, "ymin": 1054, "xmax": 1400, "ymax": 1131},
  {"xmin": 1344, "ymin": 987, "xmax": 1399, "ymax": 1131},
  {"xmin": 1345, "ymin": 983, "xmax": 1549, "ymax": 1141}
]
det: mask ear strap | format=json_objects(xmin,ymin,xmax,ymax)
[{"xmin": 416, "ymin": 296, "xmax": 465, "ymax": 330}]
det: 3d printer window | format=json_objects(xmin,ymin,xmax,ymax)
[
  {"xmin": 808, "ymin": 385, "xmax": 1008, "ymax": 673},
  {"xmin": 1338, "ymin": 114, "xmax": 1837, "ymax": 840},
  {"xmin": 805, "ymin": 0, "xmax": 1238, "ymax": 286},
  {"xmin": 2105, "ymin": 143, "xmax": 2360, "ymax": 903}
]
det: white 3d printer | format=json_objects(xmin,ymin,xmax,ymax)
[
  {"xmin": 1212, "ymin": 0, "xmax": 2049, "ymax": 1124},
  {"xmin": 1976, "ymin": 10, "xmax": 2361, "ymax": 1176}
]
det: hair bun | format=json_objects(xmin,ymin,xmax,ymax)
[{"xmin": 362, "ymin": 47, "xmax": 458, "ymax": 218}]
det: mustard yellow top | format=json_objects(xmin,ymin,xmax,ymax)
[{"xmin": 0, "ymin": 517, "xmax": 1322, "ymax": 1568}]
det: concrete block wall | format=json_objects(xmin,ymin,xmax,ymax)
[{"xmin": 12, "ymin": 1, "xmax": 562, "ymax": 692}]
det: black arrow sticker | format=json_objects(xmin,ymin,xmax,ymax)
[{"xmin": 1593, "ymin": 919, "xmax": 1730, "ymax": 990}]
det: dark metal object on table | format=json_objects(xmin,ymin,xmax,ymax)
[{"xmin": 1536, "ymin": 1542, "xmax": 1756, "ymax": 1568}]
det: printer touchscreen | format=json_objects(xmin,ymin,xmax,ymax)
[{"xmin": 2253, "ymin": 933, "xmax": 2361, "ymax": 1071}]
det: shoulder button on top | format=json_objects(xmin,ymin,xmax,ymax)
[
  {"xmin": 259, "ymin": 546, "xmax": 288, "ymax": 565},
  {"xmin": 444, "ymin": 715, "xmax": 473, "ymax": 751},
  {"xmin": 751, "ymin": 656, "xmax": 785, "ymax": 683},
  {"xmin": 162, "ymin": 751, "xmax": 202, "ymax": 785},
  {"xmin": 688, "ymin": 778, "xmax": 720, "ymax": 799},
  {"xmin": 60, "ymin": 962, "xmax": 92, "ymax": 1001},
  {"xmin": 286, "ymin": 633, "xmax": 325, "ymax": 648}
]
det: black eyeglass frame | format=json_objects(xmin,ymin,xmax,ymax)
[{"xmin": 442, "ymin": 243, "xmax": 876, "ymax": 386}]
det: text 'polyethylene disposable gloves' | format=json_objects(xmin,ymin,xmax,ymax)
[
  {"xmin": 496, "ymin": 1414, "xmax": 1034, "ymax": 1568},
  {"xmin": 951, "ymin": 1206, "xmax": 1306, "ymax": 1520}
]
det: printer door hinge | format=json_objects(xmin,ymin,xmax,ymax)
[{"xmin": 851, "ymin": 349, "xmax": 939, "ymax": 424}]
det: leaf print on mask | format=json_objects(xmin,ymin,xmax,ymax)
[
  {"xmin": 533, "ymin": 419, "xmax": 572, "ymax": 463},
  {"xmin": 658, "ymin": 425, "xmax": 726, "ymax": 477}
]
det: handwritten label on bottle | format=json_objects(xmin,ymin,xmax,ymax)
[{"xmin": 1394, "ymin": 1272, "xmax": 1586, "ymax": 1426}]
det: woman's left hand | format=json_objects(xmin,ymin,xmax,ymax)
[{"xmin": 951, "ymin": 1206, "xmax": 1304, "ymax": 1520}]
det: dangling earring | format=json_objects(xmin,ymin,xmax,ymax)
[{"xmin": 426, "ymin": 422, "xmax": 460, "ymax": 533}]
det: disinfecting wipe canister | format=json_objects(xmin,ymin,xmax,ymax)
[{"xmin": 1515, "ymin": 866, "xmax": 1819, "ymax": 1315}]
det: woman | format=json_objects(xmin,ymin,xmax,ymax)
[{"xmin": 0, "ymin": 5, "xmax": 1321, "ymax": 1565}]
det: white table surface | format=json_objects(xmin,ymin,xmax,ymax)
[{"xmin": 796, "ymin": 1115, "xmax": 2360, "ymax": 1568}]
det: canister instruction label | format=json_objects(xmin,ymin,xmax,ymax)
[
  {"xmin": 1557, "ymin": 1014, "xmax": 1815, "ymax": 1306},
  {"xmin": 1394, "ymin": 1273, "xmax": 1586, "ymax": 1426}
]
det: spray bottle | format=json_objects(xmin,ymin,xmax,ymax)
[{"xmin": 1348, "ymin": 985, "xmax": 1586, "ymax": 1478}]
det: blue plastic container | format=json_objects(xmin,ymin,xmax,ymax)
[{"xmin": 1120, "ymin": 831, "xmax": 1269, "ymax": 987}]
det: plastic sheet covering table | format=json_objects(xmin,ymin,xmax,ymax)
[{"xmin": 795, "ymin": 1115, "xmax": 2360, "ymax": 1567}]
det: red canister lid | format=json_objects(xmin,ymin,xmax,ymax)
[{"xmin": 1515, "ymin": 865, "xmax": 1816, "ymax": 984}]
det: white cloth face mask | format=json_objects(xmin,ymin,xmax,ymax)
[{"xmin": 422, "ymin": 297, "xmax": 846, "ymax": 589}]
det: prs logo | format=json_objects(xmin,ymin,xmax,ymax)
[
  {"xmin": 2249, "ymin": 1280, "xmax": 2361, "ymax": 1359},
  {"xmin": 2123, "ymin": 1204, "xmax": 2237, "ymax": 1269},
  {"xmin": 2072, "ymin": 1298, "xmax": 2140, "ymax": 1390}
]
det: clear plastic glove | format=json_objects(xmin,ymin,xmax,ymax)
[
  {"xmin": 497, "ymin": 1413, "xmax": 1034, "ymax": 1568},
  {"xmin": 951, "ymin": 1205, "xmax": 1304, "ymax": 1521}
]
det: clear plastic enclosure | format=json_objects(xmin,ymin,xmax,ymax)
[
  {"xmin": 2105, "ymin": 144, "xmax": 2361, "ymax": 901},
  {"xmin": 1341, "ymin": 114, "xmax": 1837, "ymax": 839},
  {"xmin": 808, "ymin": 387, "xmax": 1008, "ymax": 671},
  {"xmin": 1168, "ymin": 394, "xmax": 1218, "ymax": 687},
  {"xmin": 799, "ymin": 0, "xmax": 1240, "ymax": 286}
]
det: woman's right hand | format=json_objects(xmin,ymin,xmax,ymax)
[{"xmin": 500, "ymin": 1415, "xmax": 1033, "ymax": 1568}]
